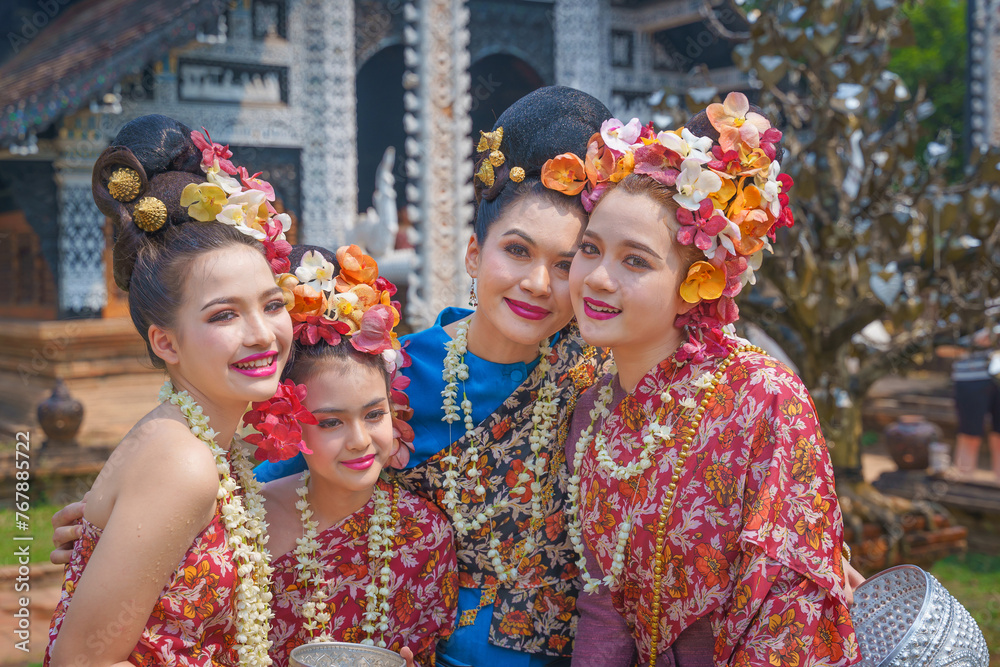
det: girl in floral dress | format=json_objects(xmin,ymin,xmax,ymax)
[
  {"xmin": 46, "ymin": 114, "xmax": 297, "ymax": 666},
  {"xmin": 256, "ymin": 86, "xmax": 614, "ymax": 667},
  {"xmin": 259, "ymin": 245, "xmax": 458, "ymax": 667},
  {"xmin": 542, "ymin": 96, "xmax": 860, "ymax": 666}
]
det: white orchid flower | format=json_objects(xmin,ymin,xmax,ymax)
[
  {"xmin": 206, "ymin": 162, "xmax": 243, "ymax": 194},
  {"xmin": 673, "ymin": 159, "xmax": 723, "ymax": 210},
  {"xmin": 742, "ymin": 248, "xmax": 766, "ymax": 286},
  {"xmin": 296, "ymin": 250, "xmax": 336, "ymax": 293},
  {"xmin": 601, "ymin": 117, "xmax": 643, "ymax": 153},
  {"xmin": 657, "ymin": 128, "xmax": 713, "ymax": 164},
  {"xmin": 216, "ymin": 203, "xmax": 266, "ymax": 239},
  {"xmin": 760, "ymin": 161, "xmax": 783, "ymax": 217}
]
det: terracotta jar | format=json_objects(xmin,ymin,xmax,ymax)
[{"xmin": 884, "ymin": 415, "xmax": 941, "ymax": 471}]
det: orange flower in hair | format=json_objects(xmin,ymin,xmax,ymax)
[
  {"xmin": 540, "ymin": 153, "xmax": 587, "ymax": 195},
  {"xmin": 335, "ymin": 244, "xmax": 379, "ymax": 291},
  {"xmin": 287, "ymin": 282, "xmax": 326, "ymax": 320}
]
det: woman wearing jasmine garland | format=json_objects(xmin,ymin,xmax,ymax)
[
  {"xmin": 258, "ymin": 245, "xmax": 457, "ymax": 666},
  {"xmin": 45, "ymin": 114, "xmax": 296, "ymax": 666},
  {"xmin": 256, "ymin": 86, "xmax": 614, "ymax": 666},
  {"xmin": 543, "ymin": 95, "xmax": 859, "ymax": 665}
]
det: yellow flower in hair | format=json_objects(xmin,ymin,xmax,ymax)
[
  {"xmin": 180, "ymin": 183, "xmax": 228, "ymax": 222},
  {"xmin": 680, "ymin": 261, "xmax": 726, "ymax": 304}
]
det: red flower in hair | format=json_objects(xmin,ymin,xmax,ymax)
[
  {"xmin": 190, "ymin": 128, "xmax": 237, "ymax": 175},
  {"xmin": 242, "ymin": 380, "xmax": 318, "ymax": 462},
  {"xmin": 261, "ymin": 218, "xmax": 292, "ymax": 273},
  {"xmin": 387, "ymin": 346, "xmax": 415, "ymax": 468},
  {"xmin": 759, "ymin": 127, "xmax": 783, "ymax": 162},
  {"xmin": 351, "ymin": 304, "xmax": 398, "ymax": 354},
  {"xmin": 676, "ymin": 200, "xmax": 728, "ymax": 251},
  {"xmin": 293, "ymin": 315, "xmax": 350, "ymax": 346},
  {"xmin": 237, "ymin": 166, "xmax": 276, "ymax": 201}
]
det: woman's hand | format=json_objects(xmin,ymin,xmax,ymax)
[
  {"xmin": 400, "ymin": 646, "xmax": 416, "ymax": 667},
  {"xmin": 50, "ymin": 498, "xmax": 87, "ymax": 565},
  {"xmin": 842, "ymin": 557, "xmax": 866, "ymax": 605}
]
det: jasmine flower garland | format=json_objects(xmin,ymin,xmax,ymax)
[
  {"xmin": 158, "ymin": 380, "xmax": 274, "ymax": 666},
  {"xmin": 440, "ymin": 320, "xmax": 560, "ymax": 582},
  {"xmin": 292, "ymin": 471, "xmax": 398, "ymax": 647}
]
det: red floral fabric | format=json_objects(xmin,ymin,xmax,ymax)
[
  {"xmin": 573, "ymin": 333, "xmax": 859, "ymax": 666},
  {"xmin": 268, "ymin": 479, "xmax": 458, "ymax": 667},
  {"xmin": 45, "ymin": 512, "xmax": 239, "ymax": 666}
]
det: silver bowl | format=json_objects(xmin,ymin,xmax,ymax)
[
  {"xmin": 851, "ymin": 564, "xmax": 989, "ymax": 667},
  {"xmin": 289, "ymin": 642, "xmax": 406, "ymax": 667}
]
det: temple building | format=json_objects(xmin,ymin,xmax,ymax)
[{"xmin": 0, "ymin": 0, "xmax": 747, "ymax": 445}]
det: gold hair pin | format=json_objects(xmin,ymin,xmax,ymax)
[
  {"xmin": 134, "ymin": 196, "xmax": 167, "ymax": 232},
  {"xmin": 108, "ymin": 167, "xmax": 142, "ymax": 202}
]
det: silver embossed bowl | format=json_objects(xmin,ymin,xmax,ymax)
[
  {"xmin": 289, "ymin": 642, "xmax": 407, "ymax": 667},
  {"xmin": 852, "ymin": 564, "xmax": 989, "ymax": 667}
]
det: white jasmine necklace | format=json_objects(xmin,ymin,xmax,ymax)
[
  {"xmin": 440, "ymin": 319, "xmax": 559, "ymax": 582},
  {"xmin": 292, "ymin": 470, "xmax": 399, "ymax": 647},
  {"xmin": 565, "ymin": 364, "xmax": 682, "ymax": 592},
  {"xmin": 158, "ymin": 380, "xmax": 274, "ymax": 666}
]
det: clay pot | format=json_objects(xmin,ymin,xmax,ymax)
[
  {"xmin": 37, "ymin": 378, "xmax": 83, "ymax": 449},
  {"xmin": 884, "ymin": 415, "xmax": 941, "ymax": 470}
]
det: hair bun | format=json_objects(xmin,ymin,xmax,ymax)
[{"xmin": 93, "ymin": 146, "xmax": 148, "ymax": 219}]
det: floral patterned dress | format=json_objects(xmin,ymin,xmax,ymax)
[
  {"xmin": 570, "ymin": 333, "xmax": 859, "ymax": 667},
  {"xmin": 45, "ymin": 511, "xmax": 239, "ymax": 666},
  {"xmin": 396, "ymin": 325, "xmax": 609, "ymax": 658},
  {"xmin": 268, "ymin": 479, "xmax": 458, "ymax": 667}
]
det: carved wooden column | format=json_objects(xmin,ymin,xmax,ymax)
[
  {"xmin": 299, "ymin": 0, "xmax": 357, "ymax": 249},
  {"xmin": 402, "ymin": 0, "xmax": 475, "ymax": 330}
]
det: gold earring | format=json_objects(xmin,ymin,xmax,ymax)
[{"xmin": 469, "ymin": 279, "xmax": 478, "ymax": 307}]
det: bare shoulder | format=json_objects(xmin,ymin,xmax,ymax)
[{"xmin": 262, "ymin": 475, "xmax": 303, "ymax": 558}]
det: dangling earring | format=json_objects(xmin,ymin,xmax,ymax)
[{"xmin": 469, "ymin": 279, "xmax": 478, "ymax": 307}]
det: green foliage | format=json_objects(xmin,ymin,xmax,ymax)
[
  {"xmin": 930, "ymin": 552, "xmax": 1000, "ymax": 665},
  {"xmin": 889, "ymin": 0, "xmax": 967, "ymax": 175},
  {"xmin": 0, "ymin": 503, "xmax": 61, "ymax": 565}
]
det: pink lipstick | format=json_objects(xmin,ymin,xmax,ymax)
[
  {"xmin": 231, "ymin": 351, "xmax": 278, "ymax": 377},
  {"xmin": 341, "ymin": 453, "xmax": 376, "ymax": 471},
  {"xmin": 583, "ymin": 297, "xmax": 621, "ymax": 321},
  {"xmin": 505, "ymin": 298, "xmax": 551, "ymax": 321}
]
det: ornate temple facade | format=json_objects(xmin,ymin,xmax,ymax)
[{"xmin": 0, "ymin": 0, "xmax": 746, "ymax": 444}]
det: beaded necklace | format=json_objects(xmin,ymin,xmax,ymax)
[{"xmin": 158, "ymin": 380, "xmax": 274, "ymax": 666}]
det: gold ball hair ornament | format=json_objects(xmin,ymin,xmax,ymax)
[
  {"xmin": 108, "ymin": 167, "xmax": 142, "ymax": 202},
  {"xmin": 133, "ymin": 196, "xmax": 168, "ymax": 233}
]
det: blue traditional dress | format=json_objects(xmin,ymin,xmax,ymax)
[{"xmin": 257, "ymin": 307, "xmax": 607, "ymax": 666}]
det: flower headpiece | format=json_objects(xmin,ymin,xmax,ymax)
[
  {"xmin": 540, "ymin": 92, "xmax": 794, "ymax": 332},
  {"xmin": 243, "ymin": 245, "xmax": 415, "ymax": 465},
  {"xmin": 178, "ymin": 128, "xmax": 293, "ymax": 274}
]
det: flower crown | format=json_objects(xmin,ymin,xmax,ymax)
[
  {"xmin": 540, "ymin": 92, "xmax": 794, "ymax": 331},
  {"xmin": 242, "ymin": 245, "xmax": 415, "ymax": 465},
  {"xmin": 176, "ymin": 128, "xmax": 293, "ymax": 274}
]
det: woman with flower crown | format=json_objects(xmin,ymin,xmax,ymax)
[
  {"xmin": 256, "ymin": 245, "xmax": 457, "ymax": 666},
  {"xmin": 254, "ymin": 86, "xmax": 614, "ymax": 666},
  {"xmin": 541, "ymin": 95, "xmax": 860, "ymax": 666},
  {"xmin": 45, "ymin": 114, "xmax": 297, "ymax": 666}
]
